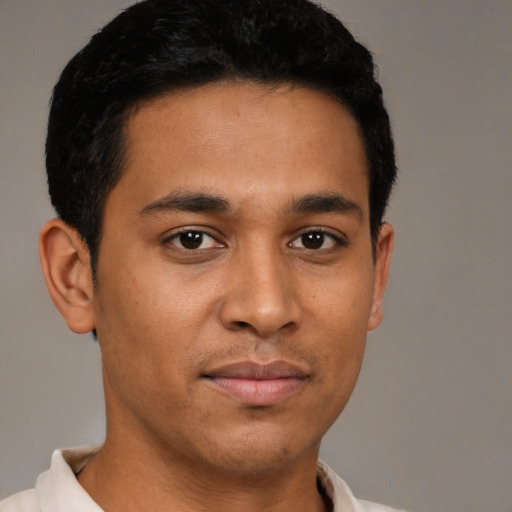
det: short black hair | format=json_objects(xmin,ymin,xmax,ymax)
[{"xmin": 46, "ymin": 0, "xmax": 396, "ymax": 274}]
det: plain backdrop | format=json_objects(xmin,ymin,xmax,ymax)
[{"xmin": 1, "ymin": 1, "xmax": 511, "ymax": 511}]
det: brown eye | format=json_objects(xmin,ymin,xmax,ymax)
[
  {"xmin": 301, "ymin": 232, "xmax": 325, "ymax": 249},
  {"xmin": 167, "ymin": 230, "xmax": 220, "ymax": 250},
  {"xmin": 289, "ymin": 230, "xmax": 342, "ymax": 251},
  {"xmin": 179, "ymin": 231, "xmax": 203, "ymax": 249}
]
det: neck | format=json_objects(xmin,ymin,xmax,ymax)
[
  {"xmin": 78, "ymin": 371, "xmax": 332, "ymax": 512},
  {"xmin": 78, "ymin": 430, "xmax": 329, "ymax": 512}
]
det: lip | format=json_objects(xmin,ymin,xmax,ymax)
[{"xmin": 203, "ymin": 361, "xmax": 307, "ymax": 406}]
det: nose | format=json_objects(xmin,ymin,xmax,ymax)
[{"xmin": 219, "ymin": 247, "xmax": 302, "ymax": 338}]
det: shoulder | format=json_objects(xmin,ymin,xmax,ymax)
[
  {"xmin": 0, "ymin": 489, "xmax": 39, "ymax": 512},
  {"xmin": 317, "ymin": 459, "xmax": 409, "ymax": 512},
  {"xmin": 0, "ymin": 444, "xmax": 102, "ymax": 512}
]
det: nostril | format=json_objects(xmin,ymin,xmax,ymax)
[
  {"xmin": 218, "ymin": 288, "xmax": 302, "ymax": 336},
  {"xmin": 234, "ymin": 321, "xmax": 251, "ymax": 329}
]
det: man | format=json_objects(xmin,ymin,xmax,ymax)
[{"xmin": 1, "ymin": 0, "xmax": 401, "ymax": 511}]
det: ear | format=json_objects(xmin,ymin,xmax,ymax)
[
  {"xmin": 39, "ymin": 218, "xmax": 95, "ymax": 334},
  {"xmin": 367, "ymin": 222, "xmax": 394, "ymax": 331}
]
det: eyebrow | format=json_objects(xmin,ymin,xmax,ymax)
[
  {"xmin": 139, "ymin": 191, "xmax": 232, "ymax": 216},
  {"xmin": 288, "ymin": 193, "xmax": 363, "ymax": 220},
  {"xmin": 139, "ymin": 191, "xmax": 363, "ymax": 220}
]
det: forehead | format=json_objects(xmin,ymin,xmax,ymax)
[{"xmin": 114, "ymin": 81, "xmax": 369, "ymax": 216}]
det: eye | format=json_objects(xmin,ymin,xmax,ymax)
[
  {"xmin": 289, "ymin": 230, "xmax": 344, "ymax": 251},
  {"xmin": 165, "ymin": 230, "xmax": 222, "ymax": 250}
]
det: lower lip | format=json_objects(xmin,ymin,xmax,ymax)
[{"xmin": 206, "ymin": 377, "xmax": 303, "ymax": 406}]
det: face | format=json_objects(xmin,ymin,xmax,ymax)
[{"xmin": 92, "ymin": 82, "xmax": 391, "ymax": 474}]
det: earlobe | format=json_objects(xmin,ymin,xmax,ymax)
[
  {"xmin": 39, "ymin": 219, "xmax": 95, "ymax": 334},
  {"xmin": 367, "ymin": 222, "xmax": 394, "ymax": 332}
]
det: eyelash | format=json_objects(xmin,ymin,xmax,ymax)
[
  {"xmin": 163, "ymin": 229, "xmax": 224, "ymax": 251},
  {"xmin": 288, "ymin": 228, "xmax": 348, "ymax": 251},
  {"xmin": 162, "ymin": 227, "xmax": 348, "ymax": 253}
]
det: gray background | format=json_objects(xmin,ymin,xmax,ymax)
[{"xmin": 1, "ymin": 1, "xmax": 511, "ymax": 511}]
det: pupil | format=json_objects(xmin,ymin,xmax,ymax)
[
  {"xmin": 180, "ymin": 231, "xmax": 203, "ymax": 249},
  {"xmin": 302, "ymin": 232, "xmax": 324, "ymax": 249}
]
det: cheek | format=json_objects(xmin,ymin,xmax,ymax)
[
  {"xmin": 95, "ymin": 252, "xmax": 199, "ymax": 335},
  {"xmin": 309, "ymin": 263, "xmax": 375, "ymax": 334},
  {"xmin": 93, "ymin": 265, "xmax": 189, "ymax": 389},
  {"xmin": 305, "ymin": 266, "xmax": 373, "ymax": 404},
  {"xmin": 92, "ymin": 252, "xmax": 228, "ymax": 396},
  {"xmin": 312, "ymin": 330, "xmax": 367, "ymax": 430}
]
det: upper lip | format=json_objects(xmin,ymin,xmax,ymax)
[{"xmin": 204, "ymin": 360, "xmax": 308, "ymax": 380}]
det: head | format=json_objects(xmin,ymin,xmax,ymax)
[
  {"xmin": 40, "ymin": 0, "xmax": 396, "ymax": 478},
  {"xmin": 46, "ymin": 0, "xmax": 396, "ymax": 276}
]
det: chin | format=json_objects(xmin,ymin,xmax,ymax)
[
  {"xmin": 205, "ymin": 452, "xmax": 301, "ymax": 476},
  {"xmin": 195, "ymin": 426, "xmax": 321, "ymax": 476}
]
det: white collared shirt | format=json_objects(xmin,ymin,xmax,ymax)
[{"xmin": 0, "ymin": 445, "xmax": 407, "ymax": 512}]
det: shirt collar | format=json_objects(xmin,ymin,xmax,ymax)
[{"xmin": 36, "ymin": 444, "xmax": 363, "ymax": 512}]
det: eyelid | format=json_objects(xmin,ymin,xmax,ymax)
[
  {"xmin": 162, "ymin": 226, "xmax": 226, "ymax": 250},
  {"xmin": 288, "ymin": 227, "xmax": 349, "ymax": 249},
  {"xmin": 160, "ymin": 225, "xmax": 348, "ymax": 253}
]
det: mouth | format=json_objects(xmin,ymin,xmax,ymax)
[{"xmin": 202, "ymin": 361, "xmax": 307, "ymax": 406}]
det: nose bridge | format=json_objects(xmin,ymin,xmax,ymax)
[{"xmin": 219, "ymin": 240, "xmax": 301, "ymax": 336}]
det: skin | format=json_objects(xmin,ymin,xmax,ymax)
[{"xmin": 39, "ymin": 82, "xmax": 393, "ymax": 512}]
